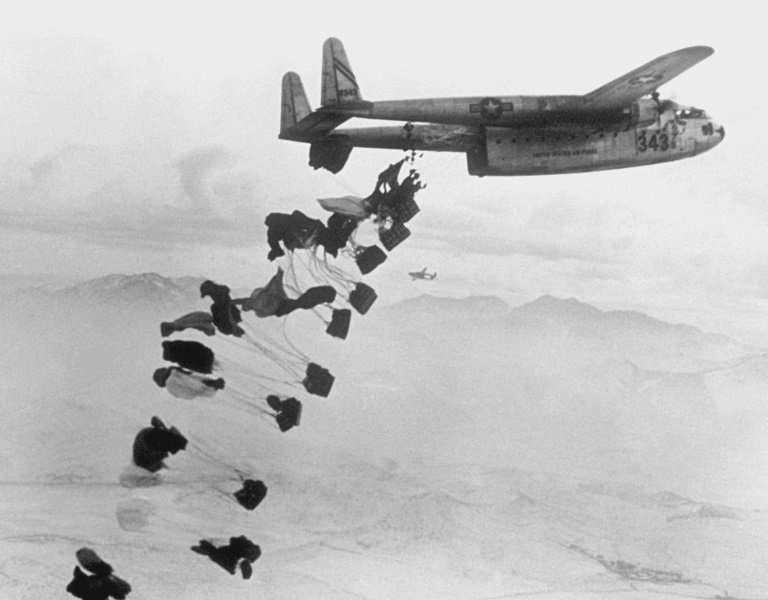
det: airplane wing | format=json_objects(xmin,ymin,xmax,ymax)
[{"xmin": 582, "ymin": 46, "xmax": 713, "ymax": 109}]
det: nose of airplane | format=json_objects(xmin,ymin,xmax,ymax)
[{"xmin": 708, "ymin": 121, "xmax": 725, "ymax": 149}]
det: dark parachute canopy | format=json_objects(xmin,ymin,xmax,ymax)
[
  {"xmin": 160, "ymin": 312, "xmax": 216, "ymax": 337},
  {"xmin": 200, "ymin": 280, "xmax": 245, "ymax": 337},
  {"xmin": 265, "ymin": 210, "xmax": 325, "ymax": 262},
  {"xmin": 191, "ymin": 535, "xmax": 261, "ymax": 579},
  {"xmin": 162, "ymin": 340, "xmax": 216, "ymax": 375},
  {"xmin": 67, "ymin": 548, "xmax": 131, "ymax": 600},
  {"xmin": 131, "ymin": 416, "xmax": 188, "ymax": 473}
]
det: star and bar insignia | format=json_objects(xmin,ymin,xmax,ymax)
[
  {"xmin": 629, "ymin": 73, "xmax": 664, "ymax": 85},
  {"xmin": 470, "ymin": 97, "xmax": 513, "ymax": 120}
]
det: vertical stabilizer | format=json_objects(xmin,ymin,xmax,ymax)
[
  {"xmin": 281, "ymin": 72, "xmax": 312, "ymax": 133},
  {"xmin": 321, "ymin": 38, "xmax": 362, "ymax": 106}
]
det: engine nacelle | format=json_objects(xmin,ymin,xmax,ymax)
[{"xmin": 630, "ymin": 98, "xmax": 660, "ymax": 129}]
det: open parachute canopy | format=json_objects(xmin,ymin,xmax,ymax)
[
  {"xmin": 152, "ymin": 366, "xmax": 224, "ymax": 400},
  {"xmin": 67, "ymin": 548, "xmax": 131, "ymax": 600},
  {"xmin": 115, "ymin": 496, "xmax": 156, "ymax": 532},
  {"xmin": 160, "ymin": 312, "xmax": 216, "ymax": 337},
  {"xmin": 191, "ymin": 535, "xmax": 261, "ymax": 579},
  {"xmin": 131, "ymin": 416, "xmax": 188, "ymax": 474}
]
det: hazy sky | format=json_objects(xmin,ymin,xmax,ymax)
[{"xmin": 1, "ymin": 1, "xmax": 767, "ymax": 343}]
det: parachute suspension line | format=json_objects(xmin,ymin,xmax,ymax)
[
  {"xmin": 186, "ymin": 438, "xmax": 249, "ymax": 480},
  {"xmin": 219, "ymin": 357, "xmax": 303, "ymax": 392},
  {"xmin": 220, "ymin": 395, "xmax": 268, "ymax": 419},
  {"xmin": 278, "ymin": 317, "xmax": 311, "ymax": 363},
  {"xmin": 242, "ymin": 327, "xmax": 303, "ymax": 367},
  {"xmin": 212, "ymin": 317, "xmax": 304, "ymax": 374},
  {"xmin": 213, "ymin": 336, "xmax": 305, "ymax": 385},
  {"xmin": 240, "ymin": 317, "xmax": 308, "ymax": 367},
  {"xmin": 290, "ymin": 248, "xmax": 344, "ymax": 291},
  {"xmin": 310, "ymin": 251, "xmax": 356, "ymax": 290},
  {"xmin": 319, "ymin": 252, "xmax": 357, "ymax": 288},
  {"xmin": 214, "ymin": 330, "xmax": 267, "ymax": 355},
  {"xmin": 310, "ymin": 305, "xmax": 333, "ymax": 327},
  {"xmin": 281, "ymin": 253, "xmax": 304, "ymax": 298},
  {"xmin": 240, "ymin": 324, "xmax": 306, "ymax": 375},
  {"xmin": 226, "ymin": 389, "xmax": 276, "ymax": 420},
  {"xmin": 300, "ymin": 254, "xmax": 354, "ymax": 311},
  {"xmin": 286, "ymin": 252, "xmax": 350, "ymax": 313},
  {"xmin": 222, "ymin": 367, "xmax": 276, "ymax": 396},
  {"xmin": 329, "ymin": 169, "xmax": 364, "ymax": 197},
  {"xmin": 211, "ymin": 487, "xmax": 237, "ymax": 503}
]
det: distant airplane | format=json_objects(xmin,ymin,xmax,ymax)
[
  {"xmin": 280, "ymin": 38, "xmax": 723, "ymax": 176},
  {"xmin": 409, "ymin": 268, "xmax": 436, "ymax": 281}
]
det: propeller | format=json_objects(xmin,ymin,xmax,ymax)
[{"xmin": 651, "ymin": 90, "xmax": 678, "ymax": 125}]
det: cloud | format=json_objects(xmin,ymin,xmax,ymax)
[
  {"xmin": 413, "ymin": 196, "xmax": 629, "ymax": 265},
  {"xmin": 174, "ymin": 145, "xmax": 236, "ymax": 210}
]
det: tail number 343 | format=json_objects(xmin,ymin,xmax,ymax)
[{"xmin": 637, "ymin": 132, "xmax": 669, "ymax": 152}]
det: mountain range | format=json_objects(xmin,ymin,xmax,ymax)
[{"xmin": 2, "ymin": 272, "xmax": 766, "ymax": 598}]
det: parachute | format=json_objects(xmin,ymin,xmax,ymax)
[
  {"xmin": 115, "ymin": 496, "xmax": 155, "ymax": 532},
  {"xmin": 67, "ymin": 548, "xmax": 131, "ymax": 600},
  {"xmin": 200, "ymin": 280, "xmax": 245, "ymax": 337},
  {"xmin": 131, "ymin": 416, "xmax": 188, "ymax": 474},
  {"xmin": 75, "ymin": 548, "xmax": 114, "ymax": 577},
  {"xmin": 118, "ymin": 463, "xmax": 163, "ymax": 489},
  {"xmin": 265, "ymin": 210, "xmax": 325, "ymax": 262},
  {"xmin": 162, "ymin": 340, "xmax": 216, "ymax": 374},
  {"xmin": 152, "ymin": 367, "xmax": 224, "ymax": 400},
  {"xmin": 160, "ymin": 312, "xmax": 216, "ymax": 337},
  {"xmin": 191, "ymin": 536, "xmax": 261, "ymax": 579},
  {"xmin": 316, "ymin": 195, "xmax": 370, "ymax": 219},
  {"xmin": 317, "ymin": 212, "xmax": 360, "ymax": 258}
]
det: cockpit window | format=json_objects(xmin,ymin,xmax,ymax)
[{"xmin": 675, "ymin": 108, "xmax": 707, "ymax": 119}]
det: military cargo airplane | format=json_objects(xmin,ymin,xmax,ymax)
[
  {"xmin": 409, "ymin": 268, "xmax": 437, "ymax": 281},
  {"xmin": 280, "ymin": 38, "xmax": 723, "ymax": 176}
]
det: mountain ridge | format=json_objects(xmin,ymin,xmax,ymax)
[{"xmin": 3, "ymin": 273, "xmax": 761, "ymax": 357}]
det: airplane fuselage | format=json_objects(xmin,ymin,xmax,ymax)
[{"xmin": 326, "ymin": 107, "xmax": 722, "ymax": 176}]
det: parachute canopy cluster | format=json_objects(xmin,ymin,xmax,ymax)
[{"xmin": 80, "ymin": 159, "xmax": 427, "ymax": 597}]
